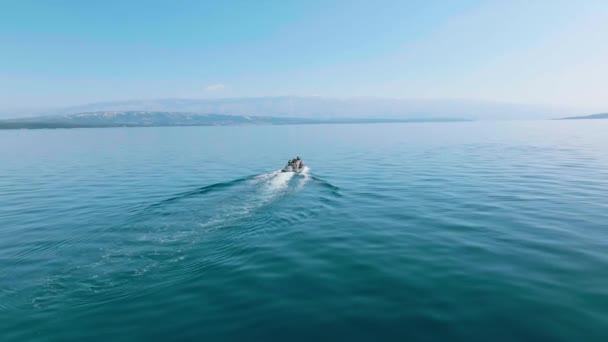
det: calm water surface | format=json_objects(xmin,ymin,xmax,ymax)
[{"xmin": 1, "ymin": 121, "xmax": 607, "ymax": 341}]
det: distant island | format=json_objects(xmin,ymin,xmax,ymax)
[
  {"xmin": 558, "ymin": 113, "xmax": 608, "ymax": 120},
  {"xmin": 0, "ymin": 111, "xmax": 470, "ymax": 129},
  {"xmin": 2, "ymin": 96, "xmax": 582, "ymax": 121}
]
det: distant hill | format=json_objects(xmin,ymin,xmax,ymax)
[
  {"xmin": 0, "ymin": 111, "xmax": 469, "ymax": 129},
  {"xmin": 7, "ymin": 96, "xmax": 579, "ymax": 121},
  {"xmin": 558, "ymin": 113, "xmax": 608, "ymax": 120}
]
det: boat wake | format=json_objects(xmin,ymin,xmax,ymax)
[
  {"xmin": 22, "ymin": 168, "xmax": 341, "ymax": 311},
  {"xmin": 144, "ymin": 168, "xmax": 310, "ymax": 232},
  {"xmin": 297, "ymin": 166, "xmax": 312, "ymax": 189}
]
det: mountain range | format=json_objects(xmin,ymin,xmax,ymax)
[
  {"xmin": 1, "ymin": 96, "xmax": 584, "ymax": 121},
  {"xmin": 0, "ymin": 111, "xmax": 469, "ymax": 129}
]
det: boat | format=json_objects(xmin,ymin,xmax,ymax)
[{"xmin": 281, "ymin": 157, "xmax": 305, "ymax": 173}]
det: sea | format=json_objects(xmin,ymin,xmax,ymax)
[{"xmin": 1, "ymin": 120, "xmax": 607, "ymax": 341}]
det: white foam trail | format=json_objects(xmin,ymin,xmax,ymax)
[
  {"xmin": 250, "ymin": 170, "xmax": 281, "ymax": 184},
  {"xmin": 265, "ymin": 171, "xmax": 294, "ymax": 193},
  {"xmin": 196, "ymin": 170, "xmax": 297, "ymax": 230},
  {"xmin": 297, "ymin": 166, "xmax": 312, "ymax": 189}
]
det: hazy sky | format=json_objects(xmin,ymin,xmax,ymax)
[{"xmin": 1, "ymin": 0, "xmax": 607, "ymax": 110}]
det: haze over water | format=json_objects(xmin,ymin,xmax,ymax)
[{"xmin": 1, "ymin": 120, "xmax": 608, "ymax": 341}]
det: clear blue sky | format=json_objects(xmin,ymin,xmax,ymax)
[{"xmin": 1, "ymin": 0, "xmax": 607, "ymax": 110}]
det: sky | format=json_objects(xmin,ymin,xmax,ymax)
[{"xmin": 1, "ymin": 0, "xmax": 607, "ymax": 111}]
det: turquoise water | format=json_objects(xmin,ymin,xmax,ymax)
[{"xmin": 1, "ymin": 121, "xmax": 608, "ymax": 341}]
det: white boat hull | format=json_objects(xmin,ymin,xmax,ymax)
[{"xmin": 281, "ymin": 166, "xmax": 303, "ymax": 173}]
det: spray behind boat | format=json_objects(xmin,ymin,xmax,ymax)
[{"xmin": 281, "ymin": 156, "xmax": 304, "ymax": 173}]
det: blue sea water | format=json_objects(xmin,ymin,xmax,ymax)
[{"xmin": 1, "ymin": 121, "xmax": 607, "ymax": 341}]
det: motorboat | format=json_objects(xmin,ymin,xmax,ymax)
[{"xmin": 282, "ymin": 157, "xmax": 304, "ymax": 173}]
